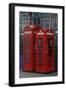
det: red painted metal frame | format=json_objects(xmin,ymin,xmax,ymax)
[
  {"xmin": 23, "ymin": 25, "xmax": 41, "ymax": 72},
  {"xmin": 36, "ymin": 29, "xmax": 55, "ymax": 73}
]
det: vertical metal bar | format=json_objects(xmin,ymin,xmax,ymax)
[
  {"xmin": 49, "ymin": 13, "xmax": 52, "ymax": 30},
  {"xmin": 52, "ymin": 14, "xmax": 53, "ymax": 30},
  {"xmin": 29, "ymin": 12, "xmax": 32, "ymax": 24}
]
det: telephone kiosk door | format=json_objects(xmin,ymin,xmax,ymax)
[
  {"xmin": 46, "ymin": 31, "xmax": 55, "ymax": 73},
  {"xmin": 23, "ymin": 30, "xmax": 34, "ymax": 72},
  {"xmin": 35, "ymin": 30, "xmax": 48, "ymax": 73}
]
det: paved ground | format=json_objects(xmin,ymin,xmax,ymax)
[{"xmin": 19, "ymin": 71, "xmax": 57, "ymax": 78}]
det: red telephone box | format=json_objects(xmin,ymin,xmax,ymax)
[
  {"xmin": 23, "ymin": 25, "xmax": 41, "ymax": 72},
  {"xmin": 35, "ymin": 29, "xmax": 55, "ymax": 73}
]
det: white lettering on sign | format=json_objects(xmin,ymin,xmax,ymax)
[
  {"xmin": 37, "ymin": 32, "xmax": 44, "ymax": 35},
  {"xmin": 46, "ymin": 33, "xmax": 53, "ymax": 35},
  {"xmin": 24, "ymin": 31, "xmax": 32, "ymax": 34}
]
